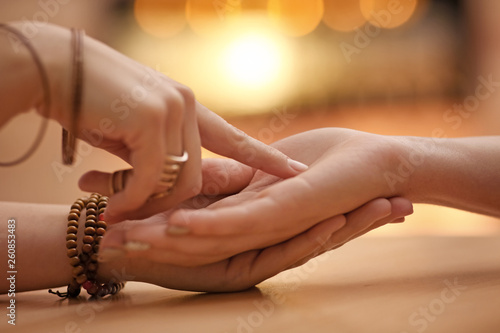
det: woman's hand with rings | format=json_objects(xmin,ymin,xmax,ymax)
[{"xmin": 65, "ymin": 30, "xmax": 306, "ymax": 223}]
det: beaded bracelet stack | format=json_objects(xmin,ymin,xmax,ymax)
[{"xmin": 49, "ymin": 193, "xmax": 125, "ymax": 299}]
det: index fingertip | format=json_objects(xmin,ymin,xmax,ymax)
[{"xmin": 288, "ymin": 158, "xmax": 309, "ymax": 173}]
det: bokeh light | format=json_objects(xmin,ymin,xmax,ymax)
[
  {"xmin": 360, "ymin": 0, "xmax": 418, "ymax": 29},
  {"xmin": 268, "ymin": 0, "xmax": 324, "ymax": 37},
  {"xmin": 322, "ymin": 0, "xmax": 368, "ymax": 32},
  {"xmin": 134, "ymin": 0, "xmax": 187, "ymax": 38},
  {"xmin": 224, "ymin": 34, "xmax": 281, "ymax": 87},
  {"xmin": 186, "ymin": 0, "xmax": 242, "ymax": 37}
]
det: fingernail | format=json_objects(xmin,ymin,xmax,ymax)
[
  {"xmin": 393, "ymin": 217, "xmax": 406, "ymax": 223},
  {"xmin": 98, "ymin": 248, "xmax": 125, "ymax": 263},
  {"xmin": 124, "ymin": 241, "xmax": 151, "ymax": 251},
  {"xmin": 166, "ymin": 225, "xmax": 190, "ymax": 235},
  {"xmin": 288, "ymin": 159, "xmax": 308, "ymax": 173}
]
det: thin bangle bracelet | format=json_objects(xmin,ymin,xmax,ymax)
[
  {"xmin": 0, "ymin": 24, "xmax": 50, "ymax": 167},
  {"xmin": 62, "ymin": 28, "xmax": 85, "ymax": 165}
]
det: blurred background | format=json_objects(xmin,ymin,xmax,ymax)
[{"xmin": 0, "ymin": 0, "xmax": 499, "ymax": 236}]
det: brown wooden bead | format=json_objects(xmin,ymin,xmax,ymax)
[
  {"xmin": 87, "ymin": 262, "xmax": 97, "ymax": 272},
  {"xmin": 82, "ymin": 243, "xmax": 93, "ymax": 253},
  {"xmin": 69, "ymin": 279, "xmax": 81, "ymax": 290},
  {"xmin": 70, "ymin": 208, "xmax": 81, "ymax": 215},
  {"xmin": 67, "ymin": 248, "xmax": 78, "ymax": 257},
  {"xmin": 90, "ymin": 253, "xmax": 99, "ymax": 262},
  {"xmin": 96, "ymin": 227, "xmax": 106, "ymax": 236},
  {"xmin": 85, "ymin": 221, "xmax": 96, "ymax": 228},
  {"xmin": 72, "ymin": 265, "xmax": 84, "ymax": 277},
  {"xmin": 83, "ymin": 235, "xmax": 94, "ymax": 244},
  {"xmin": 76, "ymin": 273, "xmax": 87, "ymax": 284},
  {"xmin": 66, "ymin": 240, "xmax": 78, "ymax": 249},
  {"xmin": 68, "ymin": 212, "xmax": 80, "ymax": 221},
  {"xmin": 98, "ymin": 201, "xmax": 107, "ymax": 209},
  {"xmin": 79, "ymin": 253, "xmax": 89, "ymax": 262},
  {"xmin": 71, "ymin": 203, "xmax": 82, "ymax": 210},
  {"xmin": 75, "ymin": 199, "xmax": 86, "ymax": 208},
  {"xmin": 67, "ymin": 281, "xmax": 81, "ymax": 298},
  {"xmin": 86, "ymin": 214, "xmax": 96, "ymax": 222},
  {"xmin": 84, "ymin": 227, "xmax": 95, "ymax": 235},
  {"xmin": 98, "ymin": 208, "xmax": 106, "ymax": 215},
  {"xmin": 69, "ymin": 256, "xmax": 80, "ymax": 266},
  {"xmin": 95, "ymin": 236, "xmax": 104, "ymax": 244},
  {"xmin": 86, "ymin": 201, "xmax": 97, "ymax": 211},
  {"xmin": 93, "ymin": 244, "xmax": 100, "ymax": 253},
  {"xmin": 67, "ymin": 226, "xmax": 78, "ymax": 234},
  {"xmin": 67, "ymin": 220, "xmax": 79, "ymax": 228},
  {"xmin": 97, "ymin": 221, "xmax": 107, "ymax": 228},
  {"xmin": 66, "ymin": 234, "xmax": 77, "ymax": 241},
  {"xmin": 86, "ymin": 208, "xmax": 97, "ymax": 217}
]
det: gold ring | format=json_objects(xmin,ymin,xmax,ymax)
[
  {"xmin": 109, "ymin": 169, "xmax": 130, "ymax": 195},
  {"xmin": 108, "ymin": 151, "xmax": 188, "ymax": 199},
  {"xmin": 150, "ymin": 151, "xmax": 188, "ymax": 200}
]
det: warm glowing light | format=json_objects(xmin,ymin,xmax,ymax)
[
  {"xmin": 268, "ymin": 0, "xmax": 324, "ymax": 37},
  {"xmin": 134, "ymin": 0, "xmax": 187, "ymax": 38},
  {"xmin": 360, "ymin": 0, "xmax": 418, "ymax": 29},
  {"xmin": 322, "ymin": 0, "xmax": 368, "ymax": 32},
  {"xmin": 186, "ymin": 0, "xmax": 242, "ymax": 37},
  {"xmin": 224, "ymin": 34, "xmax": 282, "ymax": 87}
]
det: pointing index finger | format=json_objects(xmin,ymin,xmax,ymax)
[{"xmin": 196, "ymin": 102, "xmax": 308, "ymax": 179}]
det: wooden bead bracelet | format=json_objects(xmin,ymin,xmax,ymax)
[{"xmin": 49, "ymin": 193, "xmax": 125, "ymax": 299}]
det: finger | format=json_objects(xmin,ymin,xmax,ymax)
[
  {"xmin": 329, "ymin": 198, "xmax": 392, "ymax": 244},
  {"xmin": 226, "ymin": 215, "xmax": 347, "ymax": 289},
  {"xmin": 196, "ymin": 102, "xmax": 308, "ymax": 179},
  {"xmin": 337, "ymin": 197, "xmax": 413, "ymax": 242},
  {"xmin": 79, "ymin": 170, "xmax": 114, "ymax": 196},
  {"xmin": 201, "ymin": 158, "xmax": 254, "ymax": 196},
  {"xmin": 105, "ymin": 108, "xmax": 165, "ymax": 222},
  {"xmin": 299, "ymin": 197, "xmax": 413, "ymax": 264},
  {"xmin": 167, "ymin": 175, "xmax": 322, "ymax": 236},
  {"xmin": 386, "ymin": 197, "xmax": 413, "ymax": 223},
  {"xmin": 287, "ymin": 198, "xmax": 392, "ymax": 269},
  {"xmin": 166, "ymin": 86, "xmax": 202, "ymax": 199}
]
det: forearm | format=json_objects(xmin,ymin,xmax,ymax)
[
  {"xmin": 0, "ymin": 201, "xmax": 134, "ymax": 294},
  {"xmin": 0, "ymin": 22, "xmax": 70, "ymax": 126},
  {"xmin": 400, "ymin": 136, "xmax": 500, "ymax": 217}
]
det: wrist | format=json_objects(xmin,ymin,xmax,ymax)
[
  {"xmin": 389, "ymin": 136, "xmax": 453, "ymax": 204},
  {"xmin": 98, "ymin": 256, "xmax": 136, "ymax": 284},
  {"xmin": 8, "ymin": 22, "xmax": 73, "ymax": 125},
  {"xmin": 37, "ymin": 24, "xmax": 73, "ymax": 126},
  {"xmin": 0, "ymin": 23, "xmax": 46, "ymax": 124}
]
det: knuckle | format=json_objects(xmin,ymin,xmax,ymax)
[
  {"xmin": 140, "ymin": 105, "xmax": 165, "ymax": 129},
  {"xmin": 176, "ymin": 84, "xmax": 195, "ymax": 103},
  {"xmin": 164, "ymin": 89, "xmax": 185, "ymax": 120}
]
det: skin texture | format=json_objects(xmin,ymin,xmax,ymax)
[
  {"xmin": 100, "ymin": 128, "xmax": 500, "ymax": 267},
  {"xmin": 0, "ymin": 196, "xmax": 411, "ymax": 294},
  {"xmin": 0, "ymin": 22, "xmax": 306, "ymax": 224}
]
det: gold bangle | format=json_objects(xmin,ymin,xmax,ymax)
[{"xmin": 62, "ymin": 28, "xmax": 85, "ymax": 165}]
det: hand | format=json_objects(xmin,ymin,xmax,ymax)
[
  {"xmin": 107, "ymin": 196, "xmax": 412, "ymax": 292},
  {"xmin": 30, "ymin": 24, "xmax": 306, "ymax": 223},
  {"xmin": 101, "ymin": 128, "xmax": 410, "ymax": 265}
]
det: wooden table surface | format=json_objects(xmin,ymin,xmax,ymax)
[{"xmin": 1, "ymin": 236, "xmax": 499, "ymax": 333}]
